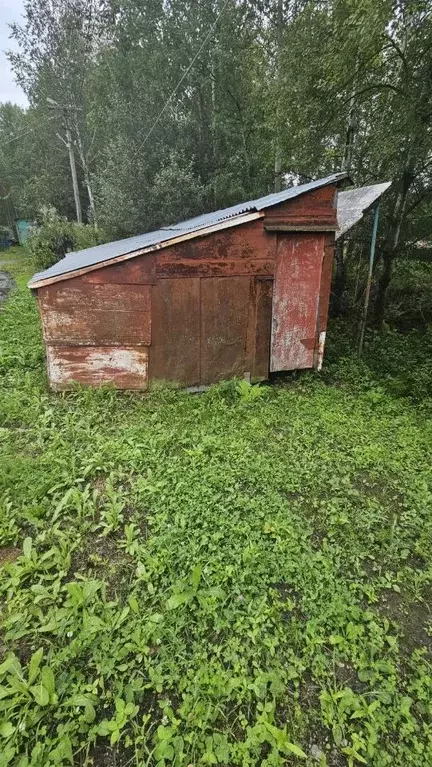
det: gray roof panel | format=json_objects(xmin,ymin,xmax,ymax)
[
  {"xmin": 29, "ymin": 172, "xmax": 346, "ymax": 286},
  {"xmin": 336, "ymin": 182, "xmax": 392, "ymax": 239}
]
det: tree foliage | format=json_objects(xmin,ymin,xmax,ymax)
[{"xmin": 1, "ymin": 0, "xmax": 432, "ymax": 317}]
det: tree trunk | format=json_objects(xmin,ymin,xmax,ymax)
[{"xmin": 373, "ymin": 165, "xmax": 414, "ymax": 325}]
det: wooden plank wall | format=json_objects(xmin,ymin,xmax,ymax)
[
  {"xmin": 270, "ymin": 234, "xmax": 325, "ymax": 372},
  {"xmin": 37, "ymin": 185, "xmax": 338, "ymax": 390},
  {"xmin": 149, "ymin": 221, "xmax": 276, "ymax": 386},
  {"xmin": 264, "ymin": 185, "xmax": 338, "ymax": 231},
  {"xmin": 38, "ymin": 258, "xmax": 155, "ymax": 390}
]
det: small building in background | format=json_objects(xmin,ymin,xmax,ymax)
[
  {"xmin": 15, "ymin": 219, "xmax": 34, "ymax": 246},
  {"xmin": 29, "ymin": 174, "xmax": 389, "ymax": 390}
]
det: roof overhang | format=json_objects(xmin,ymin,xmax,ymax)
[{"xmin": 336, "ymin": 182, "xmax": 392, "ymax": 240}]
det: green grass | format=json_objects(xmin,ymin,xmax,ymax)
[{"xmin": 0, "ymin": 249, "xmax": 432, "ymax": 767}]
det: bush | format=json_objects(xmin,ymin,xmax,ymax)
[{"xmin": 27, "ymin": 206, "xmax": 106, "ymax": 271}]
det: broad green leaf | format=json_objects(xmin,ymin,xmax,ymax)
[
  {"xmin": 84, "ymin": 703, "xmax": 96, "ymax": 723},
  {"xmin": 31, "ymin": 683, "xmax": 50, "ymax": 706},
  {"xmin": 28, "ymin": 648, "xmax": 43, "ymax": 684},
  {"xmin": 0, "ymin": 721, "xmax": 15, "ymax": 739},
  {"xmin": 40, "ymin": 666, "xmax": 55, "ymax": 696},
  {"xmin": 0, "ymin": 654, "xmax": 20, "ymax": 678},
  {"xmin": 23, "ymin": 537, "xmax": 32, "ymax": 559},
  {"xmin": 284, "ymin": 742, "xmax": 307, "ymax": 758},
  {"xmin": 191, "ymin": 564, "xmax": 203, "ymax": 589},
  {"xmin": 166, "ymin": 591, "xmax": 190, "ymax": 610},
  {"xmin": 333, "ymin": 723, "xmax": 343, "ymax": 746},
  {"xmin": 128, "ymin": 595, "xmax": 139, "ymax": 613}
]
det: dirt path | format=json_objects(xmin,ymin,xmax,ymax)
[{"xmin": 0, "ymin": 264, "xmax": 14, "ymax": 306}]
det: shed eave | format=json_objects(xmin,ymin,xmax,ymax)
[{"xmin": 29, "ymin": 210, "xmax": 264, "ymax": 289}]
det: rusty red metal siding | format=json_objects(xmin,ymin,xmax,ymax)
[
  {"xmin": 270, "ymin": 233, "xmax": 325, "ymax": 372},
  {"xmin": 264, "ymin": 185, "xmax": 338, "ymax": 231},
  {"xmin": 200, "ymin": 276, "xmax": 251, "ymax": 384},
  {"xmin": 155, "ymin": 220, "xmax": 275, "ymax": 280},
  {"xmin": 252, "ymin": 278, "xmax": 273, "ymax": 380},
  {"xmin": 36, "ymin": 184, "xmax": 339, "ymax": 390},
  {"xmin": 79, "ymin": 255, "xmax": 156, "ymax": 284},
  {"xmin": 46, "ymin": 346, "xmax": 148, "ymax": 390},
  {"xmin": 148, "ymin": 221, "xmax": 279, "ymax": 386},
  {"xmin": 39, "ymin": 270, "xmax": 152, "ymax": 388},
  {"xmin": 150, "ymin": 278, "xmax": 201, "ymax": 385}
]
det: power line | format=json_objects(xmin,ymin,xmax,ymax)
[
  {"xmin": 0, "ymin": 114, "xmax": 57, "ymax": 150},
  {"xmin": 133, "ymin": 0, "xmax": 230, "ymax": 158}
]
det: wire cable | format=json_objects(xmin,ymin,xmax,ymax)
[
  {"xmin": 0, "ymin": 114, "xmax": 57, "ymax": 149},
  {"xmin": 133, "ymin": 0, "xmax": 230, "ymax": 158}
]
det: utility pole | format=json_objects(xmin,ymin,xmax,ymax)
[
  {"xmin": 47, "ymin": 97, "xmax": 82, "ymax": 224},
  {"xmin": 65, "ymin": 126, "xmax": 82, "ymax": 223}
]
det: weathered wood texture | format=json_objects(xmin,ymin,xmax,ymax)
[
  {"xmin": 79, "ymin": 255, "xmax": 156, "ymax": 284},
  {"xmin": 264, "ymin": 185, "xmax": 338, "ymax": 231},
  {"xmin": 317, "ymin": 233, "xmax": 335, "ymax": 334},
  {"xmin": 200, "ymin": 277, "xmax": 251, "ymax": 384},
  {"xmin": 149, "ymin": 275, "xmax": 269, "ymax": 386},
  {"xmin": 270, "ymin": 233, "xmax": 325, "ymax": 372},
  {"xmin": 46, "ymin": 346, "xmax": 148, "ymax": 390},
  {"xmin": 39, "ymin": 283, "xmax": 151, "ymax": 313},
  {"xmin": 150, "ymin": 278, "xmax": 201, "ymax": 385},
  {"xmin": 156, "ymin": 221, "xmax": 276, "ymax": 279},
  {"xmin": 253, "ymin": 278, "xmax": 273, "ymax": 379},
  {"xmin": 148, "ymin": 221, "xmax": 279, "ymax": 385},
  {"xmin": 39, "ymin": 282, "xmax": 151, "ymax": 347},
  {"xmin": 37, "ymin": 183, "xmax": 338, "ymax": 389}
]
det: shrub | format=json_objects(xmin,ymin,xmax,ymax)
[{"xmin": 27, "ymin": 206, "xmax": 106, "ymax": 271}]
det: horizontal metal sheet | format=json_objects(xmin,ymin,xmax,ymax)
[
  {"xmin": 336, "ymin": 182, "xmax": 391, "ymax": 239},
  {"xmin": 29, "ymin": 173, "xmax": 347, "ymax": 286}
]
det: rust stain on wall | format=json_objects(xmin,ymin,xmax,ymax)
[
  {"xmin": 200, "ymin": 276, "xmax": 251, "ymax": 385},
  {"xmin": 39, "ymin": 283, "xmax": 151, "ymax": 313},
  {"xmin": 270, "ymin": 234, "xmax": 324, "ymax": 372},
  {"xmin": 79, "ymin": 255, "xmax": 156, "ymax": 284},
  {"xmin": 42, "ymin": 308, "xmax": 151, "ymax": 346},
  {"xmin": 35, "ymin": 180, "xmax": 340, "ymax": 390},
  {"xmin": 150, "ymin": 277, "xmax": 201, "ymax": 385}
]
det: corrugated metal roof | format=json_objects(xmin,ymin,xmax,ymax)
[
  {"xmin": 29, "ymin": 172, "xmax": 346, "ymax": 286},
  {"xmin": 336, "ymin": 182, "xmax": 391, "ymax": 239}
]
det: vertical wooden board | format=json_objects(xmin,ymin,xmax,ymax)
[
  {"xmin": 200, "ymin": 277, "xmax": 250, "ymax": 385},
  {"xmin": 270, "ymin": 234, "xmax": 324, "ymax": 372},
  {"xmin": 253, "ymin": 278, "xmax": 273, "ymax": 380},
  {"xmin": 149, "ymin": 278, "xmax": 200, "ymax": 386},
  {"xmin": 46, "ymin": 346, "xmax": 148, "ymax": 390},
  {"xmin": 317, "ymin": 233, "xmax": 335, "ymax": 332},
  {"xmin": 314, "ymin": 233, "xmax": 335, "ymax": 370}
]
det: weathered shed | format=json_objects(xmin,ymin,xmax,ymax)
[{"xmin": 29, "ymin": 174, "xmax": 387, "ymax": 390}]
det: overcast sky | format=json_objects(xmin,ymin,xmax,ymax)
[{"xmin": 0, "ymin": 0, "xmax": 28, "ymax": 106}]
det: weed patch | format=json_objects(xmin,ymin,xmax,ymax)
[{"xmin": 0, "ymin": 253, "xmax": 431, "ymax": 766}]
